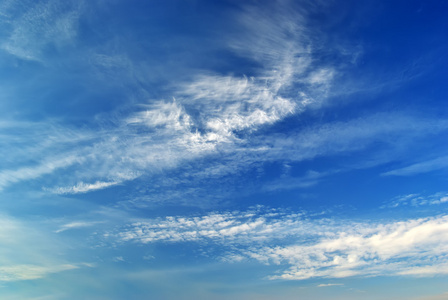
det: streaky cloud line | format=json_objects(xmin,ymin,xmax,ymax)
[
  {"xmin": 46, "ymin": 181, "xmax": 121, "ymax": 195},
  {"xmin": 381, "ymin": 155, "xmax": 448, "ymax": 176},
  {"xmin": 381, "ymin": 191, "xmax": 448, "ymax": 208},
  {"xmin": 113, "ymin": 206, "xmax": 448, "ymax": 281},
  {"xmin": 317, "ymin": 283, "xmax": 344, "ymax": 287},
  {"xmin": 55, "ymin": 221, "xmax": 105, "ymax": 233},
  {"xmin": 0, "ymin": 262, "xmax": 94, "ymax": 282},
  {"xmin": 0, "ymin": 213, "xmax": 95, "ymax": 282},
  {"xmin": 0, "ymin": 155, "xmax": 82, "ymax": 190}
]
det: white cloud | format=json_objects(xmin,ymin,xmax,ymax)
[
  {"xmin": 245, "ymin": 215, "xmax": 448, "ymax": 280},
  {"xmin": 179, "ymin": 74, "xmax": 297, "ymax": 137},
  {"xmin": 0, "ymin": 0, "xmax": 334, "ymax": 192},
  {"xmin": 0, "ymin": 214, "xmax": 89, "ymax": 282},
  {"xmin": 259, "ymin": 114, "xmax": 448, "ymax": 161},
  {"xmin": 117, "ymin": 206, "xmax": 312, "ymax": 244},
  {"xmin": 0, "ymin": 264, "xmax": 78, "ymax": 282},
  {"xmin": 317, "ymin": 283, "xmax": 344, "ymax": 287},
  {"xmin": 115, "ymin": 207, "xmax": 448, "ymax": 281},
  {"xmin": 126, "ymin": 100, "xmax": 193, "ymax": 132},
  {"xmin": 0, "ymin": 155, "xmax": 81, "ymax": 190},
  {"xmin": 1, "ymin": 0, "xmax": 445, "ymax": 198},
  {"xmin": 0, "ymin": 0, "xmax": 80, "ymax": 61},
  {"xmin": 49, "ymin": 181, "xmax": 119, "ymax": 195},
  {"xmin": 382, "ymin": 192, "xmax": 448, "ymax": 208},
  {"xmin": 382, "ymin": 156, "xmax": 448, "ymax": 176},
  {"xmin": 113, "ymin": 256, "xmax": 125, "ymax": 263},
  {"xmin": 55, "ymin": 221, "xmax": 103, "ymax": 233}
]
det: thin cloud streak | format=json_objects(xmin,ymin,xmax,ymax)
[
  {"xmin": 0, "ymin": 264, "xmax": 78, "ymax": 282},
  {"xmin": 55, "ymin": 221, "xmax": 103, "ymax": 233},
  {"xmin": 382, "ymin": 192, "xmax": 448, "ymax": 208},
  {"xmin": 382, "ymin": 156, "xmax": 448, "ymax": 176},
  {"xmin": 48, "ymin": 181, "xmax": 120, "ymax": 195},
  {"xmin": 0, "ymin": 155, "xmax": 82, "ymax": 190},
  {"xmin": 0, "ymin": 214, "xmax": 90, "ymax": 282}
]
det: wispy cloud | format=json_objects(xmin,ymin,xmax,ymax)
[
  {"xmin": 0, "ymin": 0, "xmax": 81, "ymax": 61},
  {"xmin": 382, "ymin": 155, "xmax": 448, "ymax": 176},
  {"xmin": 317, "ymin": 283, "xmax": 344, "ymax": 287},
  {"xmin": 0, "ymin": 0, "xmax": 340, "ymax": 192},
  {"xmin": 55, "ymin": 221, "xmax": 103, "ymax": 233},
  {"xmin": 255, "ymin": 113, "xmax": 448, "ymax": 163},
  {"xmin": 48, "ymin": 181, "xmax": 119, "ymax": 195},
  {"xmin": 178, "ymin": 74, "xmax": 297, "ymax": 138},
  {"xmin": 0, "ymin": 214, "xmax": 90, "ymax": 281},
  {"xmin": 117, "ymin": 206, "xmax": 310, "ymax": 244},
  {"xmin": 0, "ymin": 155, "xmax": 82, "ymax": 190},
  {"xmin": 243, "ymin": 215, "xmax": 448, "ymax": 280},
  {"xmin": 262, "ymin": 170, "xmax": 336, "ymax": 192},
  {"xmin": 0, "ymin": 264, "xmax": 78, "ymax": 282},
  {"xmin": 123, "ymin": 111, "xmax": 448, "ymax": 207},
  {"xmin": 382, "ymin": 192, "xmax": 448, "ymax": 208},
  {"xmin": 114, "ymin": 207, "xmax": 448, "ymax": 281},
  {"xmin": 1, "ymin": 0, "xmax": 446, "ymax": 201}
]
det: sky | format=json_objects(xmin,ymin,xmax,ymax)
[{"xmin": 0, "ymin": 0, "xmax": 448, "ymax": 299}]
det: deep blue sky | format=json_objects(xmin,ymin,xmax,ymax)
[{"xmin": 1, "ymin": 0, "xmax": 448, "ymax": 299}]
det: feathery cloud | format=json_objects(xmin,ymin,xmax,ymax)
[
  {"xmin": 0, "ymin": 0, "xmax": 81, "ymax": 61},
  {"xmin": 382, "ymin": 156, "xmax": 448, "ymax": 176},
  {"xmin": 114, "ymin": 207, "xmax": 448, "ymax": 280},
  {"xmin": 0, "ymin": 264, "xmax": 78, "ymax": 282},
  {"xmin": 382, "ymin": 192, "xmax": 448, "ymax": 208}
]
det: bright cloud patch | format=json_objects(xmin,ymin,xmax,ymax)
[{"xmin": 49, "ymin": 181, "xmax": 119, "ymax": 194}]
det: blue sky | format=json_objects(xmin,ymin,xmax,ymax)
[{"xmin": 0, "ymin": 0, "xmax": 448, "ymax": 299}]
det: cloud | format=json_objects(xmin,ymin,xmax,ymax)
[
  {"xmin": 0, "ymin": 120, "xmax": 94, "ymax": 190},
  {"xmin": 0, "ymin": 214, "xmax": 89, "ymax": 282},
  {"xmin": 317, "ymin": 283, "xmax": 344, "ymax": 287},
  {"xmin": 0, "ymin": 264, "xmax": 78, "ymax": 282},
  {"xmin": 245, "ymin": 215, "xmax": 448, "ymax": 280},
  {"xmin": 117, "ymin": 206, "xmax": 311, "ymax": 244},
  {"xmin": 121, "ymin": 111, "xmax": 448, "ymax": 208},
  {"xmin": 48, "ymin": 181, "xmax": 119, "ymax": 195},
  {"xmin": 0, "ymin": 0, "xmax": 339, "ymax": 192},
  {"xmin": 1, "ymin": 0, "xmax": 446, "ymax": 199},
  {"xmin": 112, "ymin": 256, "xmax": 125, "ymax": 263},
  {"xmin": 0, "ymin": 0, "xmax": 81, "ymax": 61},
  {"xmin": 262, "ymin": 170, "xmax": 336, "ymax": 192},
  {"xmin": 55, "ymin": 221, "xmax": 103, "ymax": 233},
  {"xmin": 114, "ymin": 207, "xmax": 448, "ymax": 281},
  {"xmin": 382, "ymin": 192, "xmax": 448, "ymax": 208},
  {"xmin": 382, "ymin": 156, "xmax": 448, "ymax": 176},
  {"xmin": 178, "ymin": 74, "xmax": 297, "ymax": 137},
  {"xmin": 256, "ymin": 113, "xmax": 448, "ymax": 163},
  {"xmin": 0, "ymin": 155, "xmax": 82, "ymax": 190}
]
